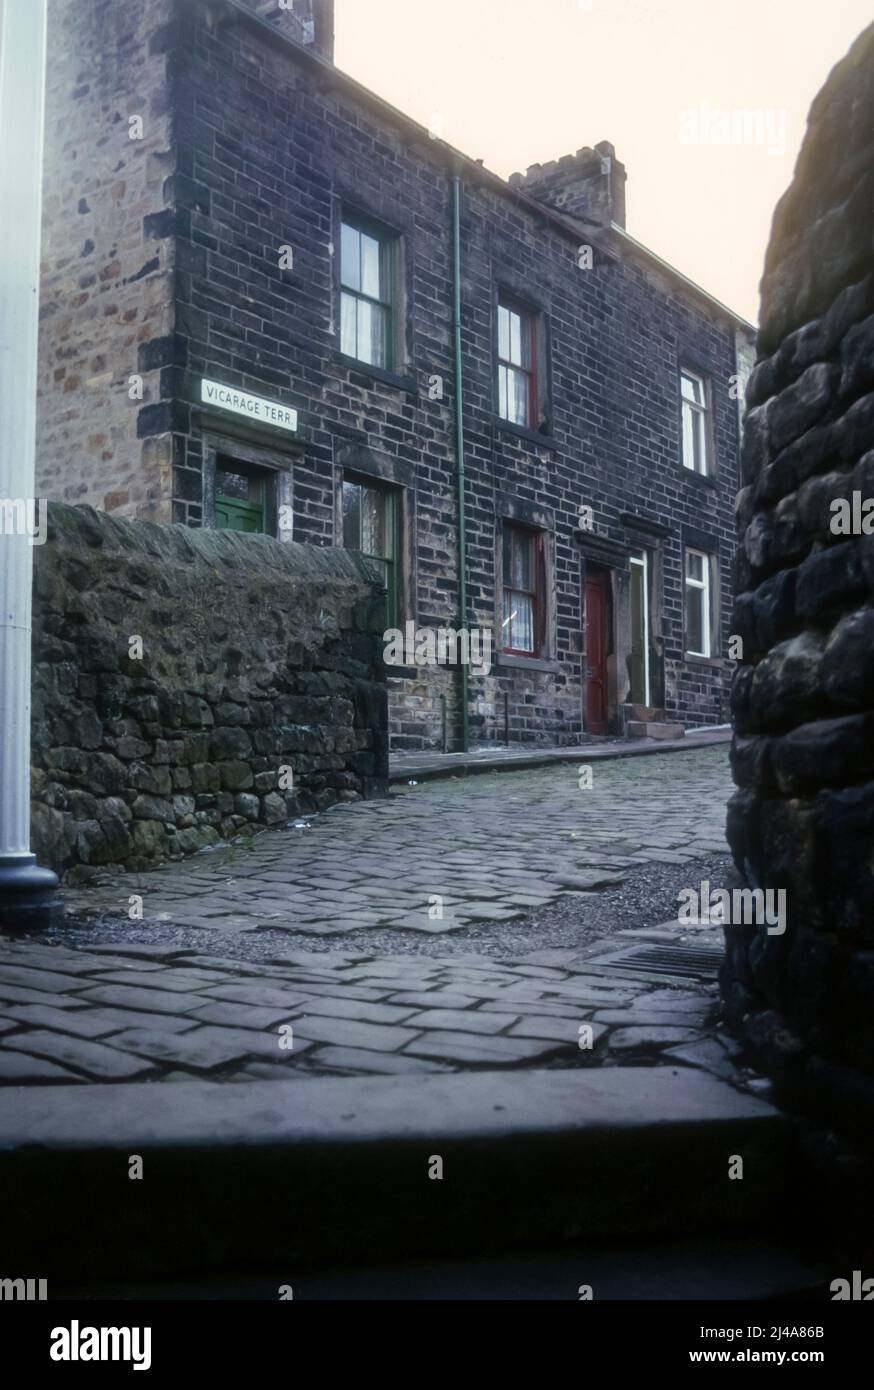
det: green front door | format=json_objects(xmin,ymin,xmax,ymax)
[
  {"xmin": 214, "ymin": 463, "xmax": 266, "ymax": 533},
  {"xmin": 215, "ymin": 493, "xmax": 264, "ymax": 532}
]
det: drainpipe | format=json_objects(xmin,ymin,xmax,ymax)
[
  {"xmin": 0, "ymin": 0, "xmax": 62, "ymax": 928},
  {"xmin": 451, "ymin": 171, "xmax": 469, "ymax": 753}
]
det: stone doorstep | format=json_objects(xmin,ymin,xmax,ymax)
[
  {"xmin": 0, "ymin": 1068, "xmax": 792, "ymax": 1277},
  {"xmin": 0, "ymin": 1069, "xmax": 782, "ymax": 1147},
  {"xmin": 626, "ymin": 722, "xmax": 685, "ymax": 740}
]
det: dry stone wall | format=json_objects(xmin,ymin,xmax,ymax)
[
  {"xmin": 725, "ymin": 21, "xmax": 874, "ymax": 1143},
  {"xmin": 31, "ymin": 504, "xmax": 388, "ymax": 883}
]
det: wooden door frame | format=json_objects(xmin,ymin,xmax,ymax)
[
  {"xmin": 629, "ymin": 548, "xmax": 652, "ymax": 707},
  {"xmin": 584, "ymin": 563, "xmax": 614, "ymax": 736},
  {"xmin": 201, "ymin": 428, "xmax": 297, "ymax": 538},
  {"xmin": 583, "ymin": 561, "xmax": 616, "ymax": 745}
]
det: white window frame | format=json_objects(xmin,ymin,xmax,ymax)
[
  {"xmin": 681, "ymin": 368, "xmax": 710, "ymax": 475},
  {"xmin": 340, "ymin": 218, "xmax": 394, "ymax": 370},
  {"xmin": 629, "ymin": 549, "xmax": 651, "ymax": 705},
  {"xmin": 684, "ymin": 548, "xmax": 711, "ymax": 658},
  {"xmin": 497, "ymin": 300, "xmax": 535, "ymax": 428}
]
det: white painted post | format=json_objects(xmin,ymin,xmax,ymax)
[{"xmin": 0, "ymin": 0, "xmax": 61, "ymax": 926}]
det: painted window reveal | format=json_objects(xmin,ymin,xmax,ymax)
[
  {"xmin": 342, "ymin": 477, "xmax": 399, "ymax": 628},
  {"xmin": 340, "ymin": 219, "xmax": 394, "ymax": 370},
  {"xmin": 630, "ymin": 549, "xmax": 651, "ymax": 705},
  {"xmin": 685, "ymin": 547, "xmax": 712, "ymax": 657},
  {"xmin": 681, "ymin": 368, "xmax": 710, "ymax": 474},
  {"xmin": 502, "ymin": 523, "xmax": 545, "ymax": 656},
  {"xmin": 498, "ymin": 299, "xmax": 536, "ymax": 428}
]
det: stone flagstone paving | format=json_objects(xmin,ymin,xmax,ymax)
[
  {"xmin": 1, "ymin": 745, "xmax": 757, "ymax": 1091},
  {"xmin": 61, "ymin": 745, "xmax": 732, "ymax": 936},
  {"xmin": 0, "ymin": 932, "xmax": 757, "ymax": 1088}
]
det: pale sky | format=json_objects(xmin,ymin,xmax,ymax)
[{"xmin": 335, "ymin": 0, "xmax": 873, "ymax": 327}]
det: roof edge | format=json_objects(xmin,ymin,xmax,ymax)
[
  {"xmin": 203, "ymin": 0, "xmax": 757, "ymax": 333},
  {"xmin": 610, "ymin": 223, "xmax": 757, "ymax": 335}
]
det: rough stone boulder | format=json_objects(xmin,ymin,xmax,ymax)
[{"xmin": 725, "ymin": 21, "xmax": 874, "ymax": 1146}]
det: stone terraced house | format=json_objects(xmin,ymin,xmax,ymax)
[{"xmin": 37, "ymin": 0, "xmax": 755, "ymax": 753}]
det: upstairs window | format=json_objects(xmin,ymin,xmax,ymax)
[
  {"xmin": 684, "ymin": 548, "xmax": 712, "ymax": 658},
  {"xmin": 502, "ymin": 523, "xmax": 545, "ymax": 656},
  {"xmin": 342, "ymin": 476, "xmax": 399, "ymax": 628},
  {"xmin": 681, "ymin": 368, "xmax": 710, "ymax": 475},
  {"xmin": 340, "ymin": 218, "xmax": 394, "ymax": 370},
  {"xmin": 498, "ymin": 299, "xmax": 537, "ymax": 428}
]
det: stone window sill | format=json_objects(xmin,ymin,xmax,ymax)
[
  {"xmin": 496, "ymin": 651, "xmax": 560, "ymax": 674},
  {"xmin": 334, "ymin": 351, "xmax": 417, "ymax": 395},
  {"xmin": 495, "ymin": 417, "xmax": 558, "ymax": 451},
  {"xmin": 684, "ymin": 653, "xmax": 725, "ymax": 669},
  {"xmin": 680, "ymin": 466, "xmax": 719, "ymax": 488}
]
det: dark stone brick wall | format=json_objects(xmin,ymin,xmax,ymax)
[
  {"xmin": 150, "ymin": 0, "xmax": 745, "ymax": 748},
  {"xmin": 30, "ymin": 503, "xmax": 388, "ymax": 882},
  {"xmin": 724, "ymin": 21, "xmax": 874, "ymax": 1145},
  {"xmin": 36, "ymin": 0, "xmax": 749, "ymax": 751}
]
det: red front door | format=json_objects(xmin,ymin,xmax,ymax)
[{"xmin": 585, "ymin": 568, "xmax": 610, "ymax": 735}]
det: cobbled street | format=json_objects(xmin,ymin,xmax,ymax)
[
  {"xmin": 61, "ymin": 743, "xmax": 732, "ymax": 939},
  {"xmin": 0, "ymin": 745, "xmax": 765, "ymax": 1093}
]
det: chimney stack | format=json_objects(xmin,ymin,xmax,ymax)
[
  {"xmin": 250, "ymin": 0, "xmax": 335, "ymax": 62},
  {"xmin": 509, "ymin": 141, "xmax": 626, "ymax": 229}
]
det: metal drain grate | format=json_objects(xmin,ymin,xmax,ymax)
[{"xmin": 588, "ymin": 943, "xmax": 724, "ymax": 980}]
